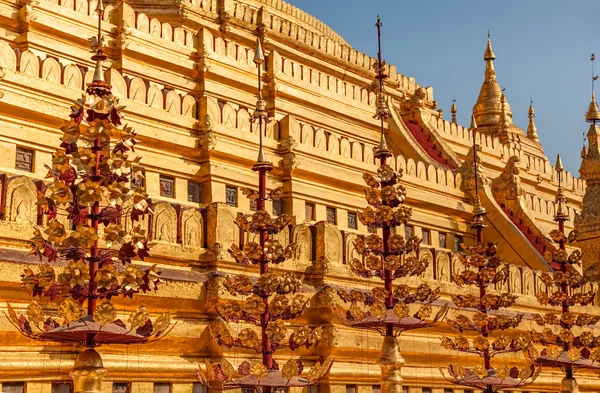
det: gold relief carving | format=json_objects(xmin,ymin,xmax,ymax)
[
  {"xmin": 112, "ymin": 22, "xmax": 132, "ymax": 50},
  {"xmin": 181, "ymin": 208, "xmax": 204, "ymax": 249},
  {"xmin": 419, "ymin": 248, "xmax": 434, "ymax": 279},
  {"xmin": 310, "ymin": 256, "xmax": 330, "ymax": 275},
  {"xmin": 435, "ymin": 252, "xmax": 450, "ymax": 282},
  {"xmin": 205, "ymin": 274, "xmax": 227, "ymax": 301},
  {"xmin": 280, "ymin": 135, "xmax": 298, "ymax": 170},
  {"xmin": 5, "ymin": 176, "xmax": 37, "ymax": 225},
  {"xmin": 522, "ymin": 268, "xmax": 534, "ymax": 296},
  {"xmin": 217, "ymin": 0, "xmax": 232, "ymax": 34},
  {"xmin": 492, "ymin": 156, "xmax": 523, "ymax": 203},
  {"xmin": 458, "ymin": 144, "xmax": 487, "ymax": 192},
  {"xmin": 400, "ymin": 87, "xmax": 427, "ymax": 115},
  {"xmin": 292, "ymin": 224, "xmax": 312, "ymax": 263},
  {"xmin": 344, "ymin": 233, "xmax": 360, "ymax": 265},
  {"xmin": 152, "ymin": 202, "xmax": 176, "ymax": 243},
  {"xmin": 19, "ymin": 0, "xmax": 39, "ymax": 23},
  {"xmin": 198, "ymin": 115, "xmax": 217, "ymax": 151},
  {"xmin": 207, "ymin": 242, "xmax": 223, "ymax": 261},
  {"xmin": 509, "ymin": 264, "xmax": 522, "ymax": 294},
  {"xmin": 316, "ymin": 286, "xmax": 335, "ymax": 309}
]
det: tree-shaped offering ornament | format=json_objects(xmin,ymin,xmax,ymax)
[
  {"xmin": 332, "ymin": 17, "xmax": 447, "ymax": 393},
  {"xmin": 6, "ymin": 1, "xmax": 171, "ymax": 348},
  {"xmin": 532, "ymin": 155, "xmax": 600, "ymax": 393},
  {"xmin": 335, "ymin": 165, "xmax": 446, "ymax": 333},
  {"xmin": 440, "ymin": 241, "xmax": 539, "ymax": 392},
  {"xmin": 198, "ymin": 187, "xmax": 333, "ymax": 390},
  {"xmin": 197, "ymin": 39, "xmax": 333, "ymax": 392}
]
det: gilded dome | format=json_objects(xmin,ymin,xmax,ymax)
[{"xmin": 472, "ymin": 36, "xmax": 513, "ymax": 128}]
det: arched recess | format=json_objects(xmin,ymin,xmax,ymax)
[
  {"xmin": 6, "ymin": 176, "xmax": 37, "ymax": 225},
  {"xmin": 181, "ymin": 208, "xmax": 204, "ymax": 248}
]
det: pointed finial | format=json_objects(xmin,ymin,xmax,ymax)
[
  {"xmin": 470, "ymin": 114, "xmax": 477, "ymax": 130},
  {"xmin": 592, "ymin": 53, "xmax": 597, "ymax": 93},
  {"xmin": 92, "ymin": 59, "xmax": 105, "ymax": 83},
  {"xmin": 257, "ymin": 146, "xmax": 266, "ymax": 163},
  {"xmin": 253, "ymin": 39, "xmax": 265, "ymax": 65},
  {"xmin": 527, "ymin": 99, "xmax": 539, "ymax": 142},
  {"xmin": 378, "ymin": 133, "xmax": 389, "ymax": 151},
  {"xmin": 555, "ymin": 153, "xmax": 564, "ymax": 172},
  {"xmin": 96, "ymin": 0, "xmax": 104, "ymax": 15},
  {"xmin": 586, "ymin": 91, "xmax": 600, "ymax": 124},
  {"xmin": 554, "ymin": 153, "xmax": 568, "ymax": 222},
  {"xmin": 484, "ymin": 30, "xmax": 495, "ymax": 61},
  {"xmin": 451, "ymin": 99, "xmax": 457, "ymax": 124}
]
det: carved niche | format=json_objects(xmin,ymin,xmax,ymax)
[
  {"xmin": 435, "ymin": 252, "xmax": 451, "ymax": 282},
  {"xmin": 292, "ymin": 223, "xmax": 312, "ymax": 263},
  {"xmin": 181, "ymin": 208, "xmax": 204, "ymax": 249},
  {"xmin": 344, "ymin": 233, "xmax": 360, "ymax": 265},
  {"xmin": 5, "ymin": 176, "xmax": 37, "ymax": 224},
  {"xmin": 419, "ymin": 248, "xmax": 434, "ymax": 279},
  {"xmin": 152, "ymin": 202, "xmax": 177, "ymax": 243},
  {"xmin": 522, "ymin": 268, "xmax": 534, "ymax": 296},
  {"xmin": 509, "ymin": 265, "xmax": 522, "ymax": 294}
]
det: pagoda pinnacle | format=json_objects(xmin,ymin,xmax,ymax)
[
  {"xmin": 472, "ymin": 33, "xmax": 512, "ymax": 129},
  {"xmin": 451, "ymin": 99, "xmax": 457, "ymax": 124},
  {"xmin": 585, "ymin": 92, "xmax": 600, "ymax": 124},
  {"xmin": 497, "ymin": 93, "xmax": 510, "ymax": 131},
  {"xmin": 527, "ymin": 100, "xmax": 540, "ymax": 142}
]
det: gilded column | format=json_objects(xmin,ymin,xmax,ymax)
[{"xmin": 378, "ymin": 336, "xmax": 405, "ymax": 393}]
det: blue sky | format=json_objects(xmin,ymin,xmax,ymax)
[{"xmin": 286, "ymin": 0, "xmax": 600, "ymax": 174}]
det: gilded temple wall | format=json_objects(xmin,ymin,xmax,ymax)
[{"xmin": 0, "ymin": 0, "xmax": 595, "ymax": 392}]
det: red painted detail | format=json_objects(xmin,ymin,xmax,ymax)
[
  {"xmin": 403, "ymin": 118, "xmax": 453, "ymax": 168},
  {"xmin": 501, "ymin": 207, "xmax": 547, "ymax": 257}
]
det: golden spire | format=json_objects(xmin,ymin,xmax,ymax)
[
  {"xmin": 554, "ymin": 153, "xmax": 568, "ymax": 221},
  {"xmin": 373, "ymin": 15, "xmax": 391, "ymax": 159},
  {"xmin": 581, "ymin": 133, "xmax": 588, "ymax": 158},
  {"xmin": 586, "ymin": 92, "xmax": 600, "ymax": 124},
  {"xmin": 469, "ymin": 114, "xmax": 486, "ymax": 237},
  {"xmin": 251, "ymin": 39, "xmax": 271, "ymax": 167},
  {"xmin": 497, "ymin": 93, "xmax": 511, "ymax": 134},
  {"xmin": 472, "ymin": 32, "xmax": 512, "ymax": 129},
  {"xmin": 451, "ymin": 99, "xmax": 457, "ymax": 124},
  {"xmin": 527, "ymin": 99, "xmax": 540, "ymax": 142},
  {"xmin": 587, "ymin": 54, "xmax": 600, "ymax": 124},
  {"xmin": 91, "ymin": 0, "xmax": 105, "ymax": 84},
  {"xmin": 484, "ymin": 30, "xmax": 496, "ymax": 61}
]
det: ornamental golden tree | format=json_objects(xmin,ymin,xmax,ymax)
[
  {"xmin": 197, "ymin": 39, "xmax": 332, "ymax": 392},
  {"xmin": 531, "ymin": 155, "xmax": 600, "ymax": 393},
  {"xmin": 333, "ymin": 16, "xmax": 446, "ymax": 393},
  {"xmin": 440, "ymin": 118, "xmax": 538, "ymax": 393},
  {"xmin": 7, "ymin": 2, "xmax": 170, "ymax": 347},
  {"xmin": 440, "ymin": 242, "xmax": 538, "ymax": 392}
]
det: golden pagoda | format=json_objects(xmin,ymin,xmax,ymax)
[{"xmin": 0, "ymin": 1, "xmax": 597, "ymax": 393}]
